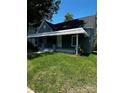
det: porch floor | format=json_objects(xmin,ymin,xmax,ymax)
[
  {"xmin": 36, "ymin": 48, "xmax": 75, "ymax": 54},
  {"xmin": 56, "ymin": 48, "xmax": 75, "ymax": 54}
]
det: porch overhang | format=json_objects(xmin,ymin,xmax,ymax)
[{"xmin": 27, "ymin": 28, "xmax": 89, "ymax": 38}]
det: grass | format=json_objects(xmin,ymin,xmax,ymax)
[{"xmin": 27, "ymin": 52, "xmax": 97, "ymax": 93}]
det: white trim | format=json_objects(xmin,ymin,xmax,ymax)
[
  {"xmin": 36, "ymin": 20, "xmax": 45, "ymax": 33},
  {"xmin": 27, "ymin": 28, "xmax": 89, "ymax": 38},
  {"xmin": 76, "ymin": 34, "xmax": 79, "ymax": 55}
]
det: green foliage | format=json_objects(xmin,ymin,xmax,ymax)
[
  {"xmin": 64, "ymin": 12, "xmax": 74, "ymax": 22},
  {"xmin": 28, "ymin": 52, "xmax": 97, "ymax": 93},
  {"xmin": 28, "ymin": 0, "xmax": 61, "ymax": 23}
]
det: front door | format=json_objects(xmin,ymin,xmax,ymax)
[{"xmin": 57, "ymin": 36, "xmax": 62, "ymax": 48}]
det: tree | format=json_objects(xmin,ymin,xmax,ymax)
[
  {"xmin": 64, "ymin": 12, "xmax": 74, "ymax": 22},
  {"xmin": 27, "ymin": 0, "xmax": 61, "ymax": 24}
]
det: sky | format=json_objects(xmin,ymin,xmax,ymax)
[{"xmin": 51, "ymin": 0, "xmax": 97, "ymax": 24}]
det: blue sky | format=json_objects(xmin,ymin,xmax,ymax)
[{"xmin": 51, "ymin": 0, "xmax": 97, "ymax": 24}]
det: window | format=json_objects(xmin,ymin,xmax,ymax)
[{"xmin": 71, "ymin": 35, "xmax": 76, "ymax": 47}]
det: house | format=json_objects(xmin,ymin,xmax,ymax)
[{"xmin": 27, "ymin": 15, "xmax": 97, "ymax": 55}]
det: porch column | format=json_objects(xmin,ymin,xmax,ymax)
[{"xmin": 76, "ymin": 34, "xmax": 79, "ymax": 55}]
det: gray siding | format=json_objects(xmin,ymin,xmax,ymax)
[
  {"xmin": 62, "ymin": 35, "xmax": 74, "ymax": 49},
  {"xmin": 81, "ymin": 28, "xmax": 95, "ymax": 54},
  {"xmin": 37, "ymin": 21, "xmax": 53, "ymax": 33}
]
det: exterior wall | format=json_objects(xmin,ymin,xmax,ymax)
[
  {"xmin": 59, "ymin": 33, "xmax": 95, "ymax": 54},
  {"xmin": 62, "ymin": 35, "xmax": 75, "ymax": 49},
  {"xmin": 46, "ymin": 36, "xmax": 56, "ymax": 48},
  {"xmin": 81, "ymin": 28, "xmax": 95, "ymax": 54},
  {"xmin": 37, "ymin": 21, "xmax": 53, "ymax": 33},
  {"xmin": 37, "ymin": 35, "xmax": 76, "ymax": 49},
  {"xmin": 37, "ymin": 36, "xmax": 56, "ymax": 49},
  {"xmin": 61, "ymin": 34, "xmax": 88, "ymax": 51},
  {"xmin": 37, "ymin": 35, "xmax": 75, "ymax": 50}
]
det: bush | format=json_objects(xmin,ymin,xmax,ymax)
[{"xmin": 27, "ymin": 41, "xmax": 38, "ymax": 53}]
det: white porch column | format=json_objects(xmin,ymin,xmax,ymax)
[{"xmin": 76, "ymin": 34, "xmax": 79, "ymax": 55}]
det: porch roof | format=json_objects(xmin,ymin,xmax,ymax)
[{"xmin": 27, "ymin": 28, "xmax": 89, "ymax": 38}]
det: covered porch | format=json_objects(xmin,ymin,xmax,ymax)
[{"xmin": 27, "ymin": 28, "xmax": 89, "ymax": 55}]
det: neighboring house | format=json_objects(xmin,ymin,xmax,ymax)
[{"xmin": 27, "ymin": 15, "xmax": 97, "ymax": 55}]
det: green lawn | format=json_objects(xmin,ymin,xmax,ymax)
[{"xmin": 27, "ymin": 52, "xmax": 97, "ymax": 93}]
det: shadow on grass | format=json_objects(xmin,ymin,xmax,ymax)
[
  {"xmin": 81, "ymin": 53, "xmax": 90, "ymax": 56},
  {"xmin": 27, "ymin": 52, "xmax": 56, "ymax": 60}
]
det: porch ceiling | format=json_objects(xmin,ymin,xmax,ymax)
[{"xmin": 27, "ymin": 27, "xmax": 89, "ymax": 38}]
